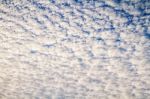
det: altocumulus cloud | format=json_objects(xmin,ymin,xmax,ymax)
[{"xmin": 0, "ymin": 0, "xmax": 150, "ymax": 99}]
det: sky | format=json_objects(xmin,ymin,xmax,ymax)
[{"xmin": 0, "ymin": 0, "xmax": 150, "ymax": 99}]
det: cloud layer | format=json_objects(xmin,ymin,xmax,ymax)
[{"xmin": 0, "ymin": 0, "xmax": 150, "ymax": 99}]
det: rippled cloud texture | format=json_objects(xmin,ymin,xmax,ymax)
[{"xmin": 0, "ymin": 0, "xmax": 150, "ymax": 99}]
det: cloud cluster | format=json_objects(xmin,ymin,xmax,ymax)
[{"xmin": 0, "ymin": 0, "xmax": 149, "ymax": 99}]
